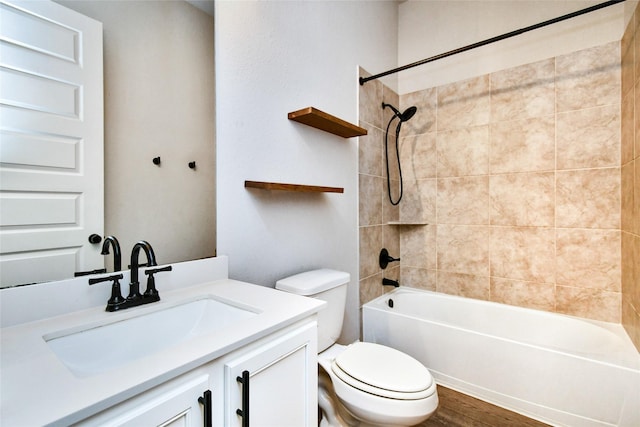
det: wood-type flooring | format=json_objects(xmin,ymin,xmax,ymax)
[{"xmin": 416, "ymin": 386, "xmax": 551, "ymax": 427}]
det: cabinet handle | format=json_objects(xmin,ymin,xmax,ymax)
[
  {"xmin": 198, "ymin": 389, "xmax": 212, "ymax": 427},
  {"xmin": 236, "ymin": 370, "xmax": 250, "ymax": 427}
]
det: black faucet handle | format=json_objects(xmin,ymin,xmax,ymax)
[
  {"xmin": 75, "ymin": 268, "xmax": 107, "ymax": 277},
  {"xmin": 88, "ymin": 273, "xmax": 123, "ymax": 285},
  {"xmin": 144, "ymin": 265, "xmax": 172, "ymax": 276},
  {"xmin": 143, "ymin": 265, "xmax": 171, "ymax": 302},
  {"xmin": 88, "ymin": 274, "xmax": 127, "ymax": 312}
]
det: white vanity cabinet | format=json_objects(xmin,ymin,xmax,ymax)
[{"xmin": 75, "ymin": 320, "xmax": 317, "ymax": 427}]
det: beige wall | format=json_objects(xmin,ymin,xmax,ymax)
[
  {"xmin": 56, "ymin": 1, "xmax": 216, "ymax": 266},
  {"xmin": 621, "ymin": 6, "xmax": 640, "ymax": 351}
]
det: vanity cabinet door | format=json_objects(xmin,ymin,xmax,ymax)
[
  {"xmin": 75, "ymin": 373, "xmax": 210, "ymax": 427},
  {"xmin": 223, "ymin": 322, "xmax": 317, "ymax": 427}
]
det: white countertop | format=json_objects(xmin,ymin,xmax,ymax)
[{"xmin": 1, "ymin": 278, "xmax": 325, "ymax": 426}]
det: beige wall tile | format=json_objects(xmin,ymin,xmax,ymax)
[
  {"xmin": 437, "ymin": 176, "xmax": 490, "ymax": 225},
  {"xmin": 383, "ymin": 184, "xmax": 400, "ymax": 224},
  {"xmin": 400, "ymin": 267, "xmax": 435, "ymax": 291},
  {"xmin": 437, "ymin": 271, "xmax": 490, "ymax": 300},
  {"xmin": 437, "ymin": 75, "xmax": 490, "ymax": 131},
  {"xmin": 359, "ymin": 174, "xmax": 382, "ymax": 226},
  {"xmin": 359, "ymin": 67, "xmax": 382, "ymax": 129},
  {"xmin": 490, "ymin": 172, "xmax": 554, "ymax": 227},
  {"xmin": 635, "ymin": 20, "xmax": 640, "ymax": 86},
  {"xmin": 556, "ymin": 42, "xmax": 621, "ymax": 113},
  {"xmin": 622, "ymin": 162, "xmax": 634, "ymax": 232},
  {"xmin": 400, "ymin": 178, "xmax": 436, "ymax": 224},
  {"xmin": 360, "ymin": 273, "xmax": 384, "ymax": 306},
  {"xmin": 635, "ymin": 159, "xmax": 640, "ymax": 235},
  {"xmin": 489, "ymin": 115, "xmax": 555, "ymax": 174},
  {"xmin": 437, "ymin": 126, "xmax": 489, "ymax": 177},
  {"xmin": 621, "ymin": 231, "xmax": 636, "ymax": 305},
  {"xmin": 622, "ymin": 28, "xmax": 635, "ymax": 99},
  {"xmin": 385, "ymin": 134, "xmax": 400, "ymax": 182},
  {"xmin": 400, "ymin": 88, "xmax": 437, "ymax": 136},
  {"xmin": 556, "ymin": 286, "xmax": 620, "ymax": 322},
  {"xmin": 490, "ymin": 227, "xmax": 555, "ymax": 283},
  {"xmin": 556, "ymin": 168, "xmax": 621, "ymax": 229},
  {"xmin": 634, "ymin": 234, "xmax": 640, "ymax": 309},
  {"xmin": 556, "ymin": 229, "xmax": 621, "ymax": 292},
  {"xmin": 635, "ymin": 85, "xmax": 640, "ymax": 159},
  {"xmin": 490, "ymin": 58, "xmax": 555, "ymax": 122},
  {"xmin": 382, "ymin": 85, "xmax": 400, "ymax": 131},
  {"xmin": 490, "ymin": 277, "xmax": 555, "ymax": 311},
  {"xmin": 400, "ymin": 132, "xmax": 437, "ymax": 180},
  {"xmin": 621, "ymin": 299, "xmax": 640, "ymax": 352},
  {"xmin": 622, "ymin": 92, "xmax": 634, "ymax": 166},
  {"xmin": 359, "ymin": 122, "xmax": 383, "ymax": 177},
  {"xmin": 400, "ymin": 225, "xmax": 436, "ymax": 269},
  {"xmin": 383, "ymin": 225, "xmax": 400, "ymax": 262},
  {"xmin": 359, "ymin": 225, "xmax": 382, "ymax": 279},
  {"xmin": 556, "ymin": 105, "xmax": 621, "ymax": 170},
  {"xmin": 436, "ymin": 225, "xmax": 490, "ymax": 276}
]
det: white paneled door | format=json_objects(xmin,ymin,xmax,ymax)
[{"xmin": 0, "ymin": 0, "xmax": 104, "ymax": 287}]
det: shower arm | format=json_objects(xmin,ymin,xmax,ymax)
[{"xmin": 360, "ymin": 0, "xmax": 624, "ymax": 85}]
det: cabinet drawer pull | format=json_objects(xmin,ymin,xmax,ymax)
[
  {"xmin": 236, "ymin": 370, "xmax": 250, "ymax": 427},
  {"xmin": 198, "ymin": 389, "xmax": 212, "ymax": 427}
]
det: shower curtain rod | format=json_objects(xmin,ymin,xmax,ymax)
[{"xmin": 359, "ymin": 0, "xmax": 625, "ymax": 86}]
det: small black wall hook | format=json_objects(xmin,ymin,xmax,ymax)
[
  {"xmin": 152, "ymin": 156, "xmax": 161, "ymax": 166},
  {"xmin": 188, "ymin": 161, "xmax": 196, "ymax": 169}
]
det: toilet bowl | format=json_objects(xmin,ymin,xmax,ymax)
[
  {"xmin": 319, "ymin": 342, "xmax": 438, "ymax": 426},
  {"xmin": 276, "ymin": 269, "xmax": 439, "ymax": 427}
]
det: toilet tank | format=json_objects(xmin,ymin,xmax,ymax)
[{"xmin": 276, "ymin": 269, "xmax": 349, "ymax": 352}]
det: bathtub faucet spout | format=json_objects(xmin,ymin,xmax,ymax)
[{"xmin": 382, "ymin": 278, "xmax": 399, "ymax": 287}]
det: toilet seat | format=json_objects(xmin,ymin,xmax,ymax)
[{"xmin": 331, "ymin": 342, "xmax": 434, "ymax": 400}]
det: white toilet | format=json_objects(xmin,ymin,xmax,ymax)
[{"xmin": 276, "ymin": 269, "xmax": 438, "ymax": 427}]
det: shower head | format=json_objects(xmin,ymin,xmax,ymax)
[{"xmin": 382, "ymin": 103, "xmax": 418, "ymax": 122}]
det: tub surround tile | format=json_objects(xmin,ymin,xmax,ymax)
[
  {"xmin": 489, "ymin": 115, "xmax": 555, "ymax": 174},
  {"xmin": 359, "ymin": 225, "xmax": 382, "ymax": 279},
  {"xmin": 382, "ymin": 225, "xmax": 400, "ymax": 265},
  {"xmin": 359, "ymin": 174, "xmax": 383, "ymax": 226},
  {"xmin": 400, "ymin": 267, "xmax": 436, "ymax": 291},
  {"xmin": 490, "ymin": 277, "xmax": 556, "ymax": 312},
  {"xmin": 622, "ymin": 93, "xmax": 634, "ymax": 166},
  {"xmin": 556, "ymin": 229, "xmax": 621, "ymax": 292},
  {"xmin": 382, "ymin": 84, "xmax": 399, "ymax": 131},
  {"xmin": 621, "ymin": 232, "xmax": 638, "ymax": 308},
  {"xmin": 622, "ymin": 162, "xmax": 634, "ymax": 232},
  {"xmin": 635, "ymin": 85, "xmax": 640, "ymax": 159},
  {"xmin": 400, "ymin": 88, "xmax": 437, "ymax": 135},
  {"xmin": 622, "ymin": 299, "xmax": 640, "ymax": 353},
  {"xmin": 400, "ymin": 178, "xmax": 436, "ymax": 225},
  {"xmin": 358, "ymin": 122, "xmax": 383, "ymax": 177},
  {"xmin": 437, "ymin": 176, "xmax": 490, "ymax": 225},
  {"xmin": 400, "ymin": 225, "xmax": 436, "ymax": 270},
  {"xmin": 437, "ymin": 75, "xmax": 490, "ymax": 131},
  {"xmin": 436, "ymin": 225, "xmax": 490, "ymax": 276},
  {"xmin": 556, "ymin": 286, "xmax": 620, "ymax": 323},
  {"xmin": 359, "ymin": 68, "xmax": 382, "ymax": 129},
  {"xmin": 490, "ymin": 58, "xmax": 555, "ymax": 122},
  {"xmin": 437, "ymin": 271, "xmax": 490, "ymax": 300},
  {"xmin": 490, "ymin": 227, "xmax": 555, "ymax": 283},
  {"xmin": 359, "ymin": 273, "xmax": 384, "ymax": 306},
  {"xmin": 382, "ymin": 184, "xmax": 400, "ymax": 224},
  {"xmin": 436, "ymin": 126, "xmax": 489, "ymax": 177},
  {"xmin": 635, "ymin": 159, "xmax": 640, "ymax": 235},
  {"xmin": 556, "ymin": 42, "xmax": 621, "ymax": 113},
  {"xmin": 556, "ymin": 168, "xmax": 621, "ymax": 229},
  {"xmin": 622, "ymin": 31, "xmax": 635, "ymax": 99},
  {"xmin": 489, "ymin": 172, "xmax": 554, "ymax": 227},
  {"xmin": 401, "ymin": 133, "xmax": 437, "ymax": 180},
  {"xmin": 556, "ymin": 105, "xmax": 621, "ymax": 170}
]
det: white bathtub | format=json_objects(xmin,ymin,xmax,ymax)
[{"xmin": 362, "ymin": 287, "xmax": 640, "ymax": 427}]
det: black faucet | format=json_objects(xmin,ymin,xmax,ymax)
[
  {"xmin": 128, "ymin": 240, "xmax": 157, "ymax": 303},
  {"xmin": 101, "ymin": 236, "xmax": 122, "ymax": 272}
]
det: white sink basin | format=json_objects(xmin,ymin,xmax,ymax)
[{"xmin": 44, "ymin": 297, "xmax": 258, "ymax": 377}]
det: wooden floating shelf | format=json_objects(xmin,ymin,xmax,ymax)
[
  {"xmin": 245, "ymin": 181, "xmax": 344, "ymax": 193},
  {"xmin": 288, "ymin": 107, "xmax": 367, "ymax": 138}
]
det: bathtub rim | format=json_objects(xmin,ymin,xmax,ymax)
[{"xmin": 363, "ymin": 286, "xmax": 640, "ymax": 372}]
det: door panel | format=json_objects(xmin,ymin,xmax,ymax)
[{"xmin": 0, "ymin": 0, "xmax": 103, "ymax": 287}]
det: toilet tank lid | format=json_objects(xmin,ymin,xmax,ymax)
[{"xmin": 276, "ymin": 269, "xmax": 350, "ymax": 295}]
